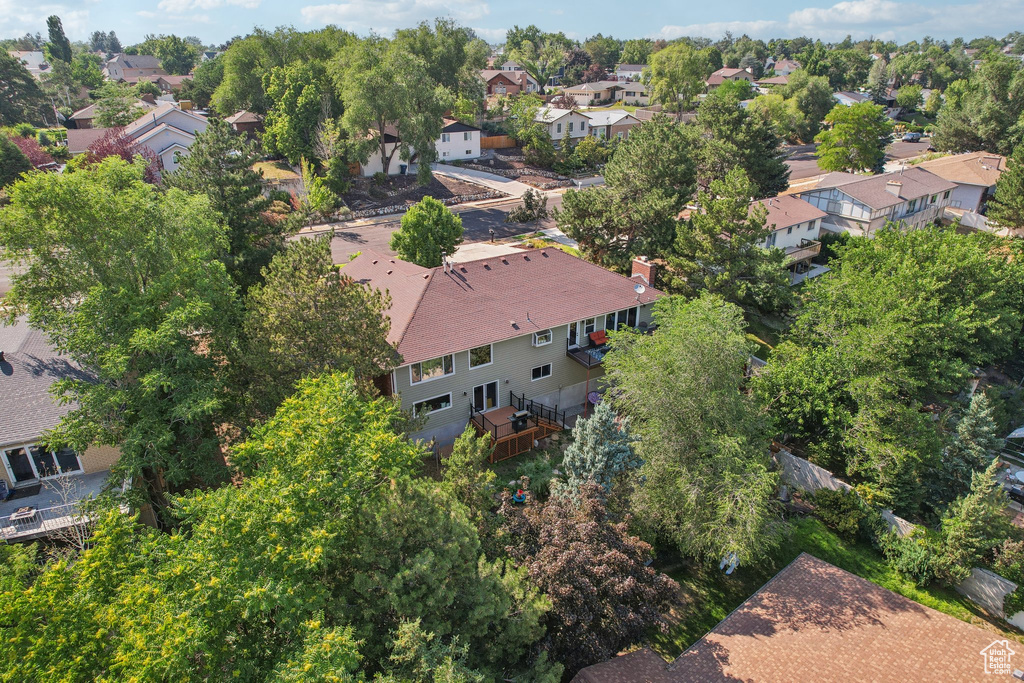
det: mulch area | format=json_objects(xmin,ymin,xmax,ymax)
[
  {"xmin": 342, "ymin": 174, "xmax": 489, "ymax": 211},
  {"xmin": 473, "ymin": 148, "xmax": 566, "ymax": 188}
]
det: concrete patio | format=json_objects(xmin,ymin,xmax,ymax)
[{"xmin": 0, "ymin": 471, "xmax": 113, "ymax": 541}]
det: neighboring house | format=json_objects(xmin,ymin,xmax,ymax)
[
  {"xmin": 104, "ymin": 54, "xmax": 167, "ymax": 83},
  {"xmin": 585, "ymin": 109, "xmax": 641, "ymax": 140},
  {"xmin": 67, "ymin": 94, "xmax": 158, "ymax": 129},
  {"xmin": 613, "ymin": 63, "xmax": 646, "ymax": 80},
  {"xmin": 796, "ymin": 167, "xmax": 956, "ymax": 237},
  {"xmin": 755, "ymin": 195, "xmax": 829, "ymax": 282},
  {"xmin": 833, "ymin": 91, "xmax": 872, "ymax": 106},
  {"xmin": 343, "ymin": 249, "xmax": 664, "ymax": 451},
  {"xmin": 610, "ymin": 80, "xmax": 649, "ymax": 105},
  {"xmin": 8, "ymin": 50, "xmax": 50, "ymax": 78},
  {"xmin": 436, "ymin": 119, "xmax": 481, "ymax": 161},
  {"xmin": 480, "ymin": 69, "xmax": 539, "ymax": 95},
  {"xmin": 154, "ymin": 74, "xmax": 192, "ymax": 94},
  {"xmin": 757, "ymin": 74, "xmax": 789, "ymax": 89},
  {"xmin": 122, "ymin": 102, "xmax": 209, "ymax": 173},
  {"xmin": 359, "ymin": 127, "xmax": 406, "ymax": 177},
  {"xmin": 573, "ymin": 553, "xmax": 1004, "ymax": 682},
  {"xmin": 65, "ymin": 128, "xmax": 111, "ymax": 155},
  {"xmin": 225, "ymin": 110, "xmax": 264, "ymax": 138},
  {"xmin": 535, "ymin": 107, "xmax": 591, "ymax": 144},
  {"xmin": 563, "ymin": 81, "xmax": 648, "ymax": 106},
  {"xmin": 200, "ymin": 51, "xmax": 223, "ymax": 62},
  {"xmin": 501, "ymin": 60, "xmax": 523, "ymax": 71},
  {"xmin": 706, "ymin": 67, "xmax": 754, "ymax": 89},
  {"xmin": 772, "ymin": 59, "xmax": 801, "ymax": 76},
  {"xmin": 0, "ymin": 319, "xmax": 125, "ymax": 542},
  {"xmin": 912, "ymin": 151, "xmax": 1007, "ymax": 213}
]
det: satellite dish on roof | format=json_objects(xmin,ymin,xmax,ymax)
[{"xmin": 634, "ymin": 283, "xmax": 646, "ymax": 295}]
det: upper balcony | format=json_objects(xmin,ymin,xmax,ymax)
[
  {"xmin": 784, "ymin": 239, "xmax": 821, "ymax": 264},
  {"xmin": 0, "ymin": 471, "xmax": 126, "ymax": 542}
]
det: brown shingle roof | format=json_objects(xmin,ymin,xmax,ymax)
[
  {"xmin": 914, "ymin": 151, "xmax": 1007, "ymax": 188},
  {"xmin": 225, "ymin": 110, "xmax": 263, "ymax": 125},
  {"xmin": 754, "ymin": 195, "xmax": 827, "ymax": 230},
  {"xmin": 812, "ymin": 167, "xmax": 957, "ymax": 209},
  {"xmin": 66, "ymin": 128, "xmax": 111, "ymax": 154},
  {"xmin": 707, "ymin": 68, "xmax": 751, "ymax": 86},
  {"xmin": 344, "ymin": 248, "xmax": 664, "ymax": 365},
  {"xmin": 573, "ymin": 553, "xmax": 1002, "ymax": 683}
]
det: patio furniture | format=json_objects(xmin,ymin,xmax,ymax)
[
  {"xmin": 1014, "ymin": 471, "xmax": 1024, "ymax": 484},
  {"xmin": 9, "ymin": 506, "xmax": 36, "ymax": 522},
  {"xmin": 588, "ymin": 330, "xmax": 609, "ymax": 347}
]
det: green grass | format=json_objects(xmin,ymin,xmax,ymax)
[
  {"xmin": 650, "ymin": 517, "xmax": 1021, "ymax": 660},
  {"xmin": 253, "ymin": 160, "xmax": 300, "ymax": 180}
]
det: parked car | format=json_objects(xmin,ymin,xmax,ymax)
[{"xmin": 902, "ymin": 132, "xmax": 922, "ymax": 142}]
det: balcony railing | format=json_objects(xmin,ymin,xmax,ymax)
[
  {"xmin": 0, "ymin": 501, "xmax": 93, "ymax": 541},
  {"xmin": 566, "ymin": 338, "xmax": 607, "ymax": 368},
  {"xmin": 510, "ymin": 391, "xmax": 566, "ymax": 428},
  {"xmin": 784, "ymin": 239, "xmax": 821, "ymax": 264}
]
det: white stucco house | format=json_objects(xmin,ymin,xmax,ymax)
[
  {"xmin": 437, "ymin": 119, "xmax": 481, "ymax": 161},
  {"xmin": 122, "ymin": 103, "xmax": 208, "ymax": 173}
]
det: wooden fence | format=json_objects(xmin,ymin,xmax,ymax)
[{"xmin": 481, "ymin": 135, "xmax": 517, "ymax": 150}]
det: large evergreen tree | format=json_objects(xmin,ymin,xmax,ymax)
[
  {"xmin": 987, "ymin": 147, "xmax": 1024, "ymax": 232},
  {"xmin": 562, "ymin": 401, "xmax": 640, "ymax": 494},
  {"xmin": 935, "ymin": 460, "xmax": 1012, "ymax": 584},
  {"xmin": 0, "ymin": 52, "xmax": 47, "ymax": 125},
  {"xmin": 0, "ymin": 135, "xmax": 31, "ymax": 188},
  {"xmin": 165, "ymin": 118, "xmax": 280, "ymax": 291},
  {"xmin": 44, "ymin": 15, "xmax": 72, "ymax": 64},
  {"xmin": 938, "ymin": 392, "xmax": 1004, "ymax": 504}
]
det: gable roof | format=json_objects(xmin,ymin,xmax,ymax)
[
  {"xmin": 757, "ymin": 74, "xmax": 789, "ymax": 86},
  {"xmin": 535, "ymin": 107, "xmax": 581, "ymax": 124},
  {"xmin": 810, "ymin": 167, "xmax": 957, "ymax": 209},
  {"xmin": 343, "ymin": 248, "xmax": 664, "ymax": 365},
  {"xmin": 583, "ymin": 109, "xmax": 638, "ymax": 127},
  {"xmin": 110, "ymin": 54, "xmax": 162, "ymax": 70},
  {"xmin": 65, "ymin": 128, "xmax": 111, "ymax": 154},
  {"xmin": 755, "ymin": 194, "xmax": 827, "ymax": 230},
  {"xmin": 913, "ymin": 151, "xmax": 1007, "ymax": 188},
  {"xmin": 441, "ymin": 118, "xmax": 480, "ymax": 133},
  {"xmin": 122, "ymin": 102, "xmax": 207, "ymax": 138},
  {"xmin": 69, "ymin": 98, "xmax": 157, "ymax": 122},
  {"xmin": 481, "ymin": 69, "xmax": 517, "ymax": 83},
  {"xmin": 0, "ymin": 318, "xmax": 92, "ymax": 448},
  {"xmin": 225, "ymin": 110, "xmax": 263, "ymax": 125},
  {"xmin": 615, "ymin": 63, "xmax": 646, "ymax": 71},
  {"xmin": 834, "ymin": 90, "xmax": 871, "ymax": 103},
  {"xmin": 574, "ymin": 553, "xmax": 1003, "ymax": 683},
  {"xmin": 707, "ymin": 68, "xmax": 751, "ymax": 85},
  {"xmin": 132, "ymin": 122, "xmax": 196, "ymax": 152}
]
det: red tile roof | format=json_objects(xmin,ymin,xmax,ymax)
[
  {"xmin": 573, "ymin": 553, "xmax": 1004, "ymax": 683},
  {"xmin": 343, "ymin": 248, "xmax": 664, "ymax": 365}
]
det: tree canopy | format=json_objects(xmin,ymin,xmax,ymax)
[
  {"xmin": 815, "ymin": 102, "xmax": 893, "ymax": 172},
  {"xmin": 390, "ymin": 196, "xmax": 464, "ymax": 268}
]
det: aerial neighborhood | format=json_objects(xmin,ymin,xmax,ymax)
[{"xmin": 3, "ymin": 8, "xmax": 1024, "ymax": 681}]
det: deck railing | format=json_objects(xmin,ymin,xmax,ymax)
[
  {"xmin": 784, "ymin": 239, "xmax": 821, "ymax": 264},
  {"xmin": 510, "ymin": 391, "xmax": 566, "ymax": 428},
  {"xmin": 0, "ymin": 501, "xmax": 91, "ymax": 540},
  {"xmin": 566, "ymin": 339, "xmax": 606, "ymax": 368},
  {"xmin": 470, "ymin": 404, "xmax": 538, "ymax": 442}
]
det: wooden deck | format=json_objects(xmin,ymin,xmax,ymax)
[{"xmin": 471, "ymin": 406, "xmax": 563, "ymax": 462}]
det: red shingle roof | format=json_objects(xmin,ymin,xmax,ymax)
[
  {"xmin": 343, "ymin": 248, "xmax": 664, "ymax": 365},
  {"xmin": 754, "ymin": 194, "xmax": 827, "ymax": 230},
  {"xmin": 573, "ymin": 553, "xmax": 1003, "ymax": 682}
]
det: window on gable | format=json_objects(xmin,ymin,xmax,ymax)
[
  {"xmin": 469, "ymin": 345, "xmax": 492, "ymax": 368},
  {"xmin": 568, "ymin": 122, "xmax": 574, "ymax": 132},
  {"xmin": 410, "ymin": 355, "xmax": 454, "ymax": 383},
  {"xmin": 532, "ymin": 364, "xmax": 552, "ymax": 380},
  {"xmin": 556, "ymin": 123, "xmax": 562, "ymax": 133},
  {"xmin": 533, "ymin": 330, "xmax": 553, "ymax": 347},
  {"xmin": 464, "ymin": 131, "xmax": 471, "ymax": 141}
]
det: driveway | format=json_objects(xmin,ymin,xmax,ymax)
[
  {"xmin": 784, "ymin": 144, "xmax": 825, "ymax": 181},
  {"xmin": 430, "ymin": 164, "xmax": 534, "ymax": 198}
]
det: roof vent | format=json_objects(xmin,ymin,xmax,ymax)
[
  {"xmin": 386, "ymin": 269, "xmax": 393, "ymax": 275},
  {"xmin": 501, "ymin": 257, "xmax": 508, "ymax": 264},
  {"xmin": 422, "ymin": 273, "xmax": 429, "ymax": 279},
  {"xmin": 540, "ymin": 250, "xmax": 548, "ymax": 257},
  {"xmin": 0, "ymin": 350, "xmax": 5, "ymax": 362},
  {"xmin": 372, "ymin": 259, "xmax": 378, "ymax": 265}
]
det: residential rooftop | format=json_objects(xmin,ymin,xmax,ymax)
[
  {"xmin": 755, "ymin": 194, "xmax": 827, "ymax": 229},
  {"xmin": 809, "ymin": 167, "xmax": 957, "ymax": 209},
  {"xmin": 913, "ymin": 151, "xmax": 1008, "ymax": 187}
]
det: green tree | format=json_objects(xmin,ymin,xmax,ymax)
[
  {"xmin": 747, "ymin": 93, "xmax": 803, "ymax": 142},
  {"xmin": 603, "ymin": 114, "xmax": 697, "ymax": 208},
  {"xmin": 152, "ymin": 34, "xmax": 199, "ymax": 75},
  {"xmin": 442, "ymin": 425, "xmax": 497, "ymax": 535},
  {"xmin": 298, "ymin": 156, "xmax": 337, "ymax": 224},
  {"xmin": 390, "ymin": 196, "xmax": 464, "ymax": 268},
  {"xmin": 781, "ymin": 70, "xmax": 835, "ymax": 140},
  {"xmin": 93, "ymin": 81, "xmax": 142, "ymax": 128},
  {"xmin": 646, "ymin": 42, "xmax": 711, "ymax": 117},
  {"xmin": 604, "ymin": 294, "xmax": 782, "ymax": 563},
  {"xmin": 241, "ymin": 234, "xmax": 395, "ymax": 420},
  {"xmin": 0, "ymin": 135, "xmax": 31, "ymax": 188},
  {"xmin": 70, "ymin": 53, "xmax": 104, "ymax": 89},
  {"xmin": 509, "ymin": 39, "xmax": 566, "ymax": 94},
  {"xmin": 938, "ymin": 393, "xmax": 1004, "ymax": 504},
  {"xmin": 671, "ymin": 168, "xmax": 792, "ymax": 313},
  {"xmin": 44, "ymin": 15, "xmax": 72, "ymax": 64},
  {"xmin": 498, "ymin": 483, "xmax": 678, "ymax": 676},
  {"xmin": 0, "ymin": 52, "xmax": 47, "ymax": 125},
  {"xmin": 935, "ymin": 460, "xmax": 1012, "ymax": 584},
  {"xmin": 583, "ymin": 34, "xmax": 621, "ymax": 70},
  {"xmin": 165, "ymin": 118, "xmax": 280, "ymax": 292},
  {"xmin": 896, "ymin": 84, "xmax": 924, "ymax": 111},
  {"xmin": 376, "ymin": 619, "xmax": 487, "ymax": 682},
  {"xmin": 620, "ymin": 39, "xmax": 653, "ymax": 66},
  {"xmin": 987, "ymin": 147, "xmax": 1024, "ymax": 231},
  {"xmin": 932, "ymin": 54, "xmax": 1024, "ymax": 154},
  {"xmin": 0, "ymin": 157, "xmax": 239, "ymax": 499},
  {"xmin": 178, "ymin": 55, "xmax": 224, "ymax": 109},
  {"xmin": 924, "ymin": 89, "xmax": 943, "ymax": 117},
  {"xmin": 262, "ymin": 61, "xmax": 332, "ymax": 164},
  {"xmin": 562, "ymin": 401, "xmax": 640, "ymax": 494},
  {"xmin": 815, "ymin": 102, "xmax": 893, "ymax": 172}
]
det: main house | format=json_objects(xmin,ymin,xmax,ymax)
[
  {"xmin": 121, "ymin": 102, "xmax": 209, "ymax": 173},
  {"xmin": 0, "ymin": 319, "xmax": 125, "ymax": 542},
  {"xmin": 560, "ymin": 81, "xmax": 650, "ymax": 106},
  {"xmin": 436, "ymin": 118, "xmax": 481, "ymax": 161},
  {"xmin": 534, "ymin": 107, "xmax": 591, "ymax": 144},
  {"xmin": 755, "ymin": 194, "xmax": 828, "ymax": 282},
  {"xmin": 344, "ymin": 249, "xmax": 664, "ymax": 454},
  {"xmin": 796, "ymin": 167, "xmax": 956, "ymax": 237}
]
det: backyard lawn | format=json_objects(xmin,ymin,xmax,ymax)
[{"xmin": 650, "ymin": 516, "xmax": 1022, "ymax": 660}]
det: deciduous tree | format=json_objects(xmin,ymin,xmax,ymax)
[
  {"xmin": 646, "ymin": 42, "xmax": 710, "ymax": 117},
  {"xmin": 0, "ymin": 135, "xmax": 31, "ymax": 188},
  {"xmin": 390, "ymin": 196, "xmax": 464, "ymax": 268},
  {"xmin": 815, "ymin": 102, "xmax": 893, "ymax": 172},
  {"xmin": 987, "ymin": 147, "xmax": 1024, "ymax": 231}
]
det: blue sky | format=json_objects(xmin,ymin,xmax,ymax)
[{"xmin": 2, "ymin": 0, "xmax": 1021, "ymax": 47}]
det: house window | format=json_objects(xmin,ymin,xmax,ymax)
[
  {"xmin": 410, "ymin": 355, "xmax": 454, "ymax": 383},
  {"xmin": 617, "ymin": 132, "xmax": 624, "ymax": 139},
  {"xmin": 466, "ymin": 150, "xmax": 472, "ymax": 155},
  {"xmin": 930, "ymin": 194, "xmax": 938, "ymax": 204},
  {"xmin": 766, "ymin": 232, "xmax": 777, "ymax": 247},
  {"xmin": 580, "ymin": 121, "xmax": 585, "ymax": 131},
  {"xmin": 442, "ymin": 151, "xmax": 449, "ymax": 157},
  {"xmin": 413, "ymin": 394, "xmax": 452, "ymax": 416},
  {"xmin": 583, "ymin": 317, "xmax": 597, "ymax": 335},
  {"xmin": 532, "ymin": 364, "xmax": 552, "ymax": 380},
  {"xmin": 556, "ymin": 123, "xmax": 562, "ymax": 134},
  {"xmin": 568, "ymin": 122, "xmax": 574, "ymax": 133},
  {"xmin": 943, "ymin": 190, "xmax": 951, "ymax": 199},
  {"xmin": 469, "ymin": 344, "xmax": 492, "ymax": 368},
  {"xmin": 808, "ymin": 223, "xmax": 814, "ymax": 231},
  {"xmin": 472, "ymin": 381, "xmax": 498, "ymax": 412},
  {"xmin": 609, "ymin": 307, "xmax": 638, "ymax": 331},
  {"xmin": 907, "ymin": 199, "xmax": 917, "ymax": 213},
  {"xmin": 442, "ymin": 133, "xmax": 451, "ymax": 143},
  {"xmin": 533, "ymin": 329, "xmax": 553, "ymax": 346},
  {"xmin": 786, "ymin": 226, "xmax": 793, "ymax": 234},
  {"xmin": 2, "ymin": 445, "xmax": 81, "ymax": 484},
  {"xmin": 463, "ymin": 131, "xmax": 471, "ymax": 141}
]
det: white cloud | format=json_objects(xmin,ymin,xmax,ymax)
[
  {"xmin": 655, "ymin": 0, "xmax": 1024, "ymax": 42},
  {"xmin": 471, "ymin": 27, "xmax": 507, "ymax": 42},
  {"xmin": 0, "ymin": 1, "xmax": 90, "ymax": 41},
  {"xmin": 300, "ymin": 0, "xmax": 489, "ymax": 33},
  {"xmin": 157, "ymin": 0, "xmax": 260, "ymax": 14}
]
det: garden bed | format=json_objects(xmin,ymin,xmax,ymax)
[{"xmin": 342, "ymin": 173, "xmax": 499, "ymax": 212}]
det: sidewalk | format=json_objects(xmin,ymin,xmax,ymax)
[{"xmin": 430, "ymin": 163, "xmax": 534, "ymax": 198}]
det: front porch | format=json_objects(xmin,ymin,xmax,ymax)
[{"xmin": 470, "ymin": 392, "xmax": 566, "ymax": 462}]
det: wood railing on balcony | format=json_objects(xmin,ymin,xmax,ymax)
[{"xmin": 784, "ymin": 239, "xmax": 821, "ymax": 264}]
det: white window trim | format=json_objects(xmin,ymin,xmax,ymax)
[
  {"xmin": 531, "ymin": 364, "xmax": 553, "ymax": 381},
  {"xmin": 409, "ymin": 355, "xmax": 455, "ymax": 385},
  {"xmin": 533, "ymin": 329, "xmax": 553, "ymax": 347},
  {"xmin": 1, "ymin": 443, "xmax": 84, "ymax": 485},
  {"xmin": 413, "ymin": 393, "xmax": 453, "ymax": 417},
  {"xmin": 472, "ymin": 381, "xmax": 500, "ymax": 413},
  {"xmin": 468, "ymin": 344, "xmax": 493, "ymax": 369}
]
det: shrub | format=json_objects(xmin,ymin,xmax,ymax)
[
  {"xmin": 515, "ymin": 458, "xmax": 555, "ymax": 499},
  {"xmin": 505, "ymin": 188, "xmax": 549, "ymax": 223},
  {"xmin": 994, "ymin": 540, "xmax": 1024, "ymax": 616},
  {"xmin": 880, "ymin": 529, "xmax": 938, "ymax": 586},
  {"xmin": 810, "ymin": 488, "xmax": 865, "ymax": 541},
  {"xmin": 372, "ymin": 171, "xmax": 388, "ymax": 186},
  {"xmin": 12, "ymin": 123, "xmax": 34, "ymax": 138},
  {"xmin": 268, "ymin": 189, "xmax": 291, "ymax": 204},
  {"xmin": 36, "ymin": 131, "xmax": 51, "ymax": 147}
]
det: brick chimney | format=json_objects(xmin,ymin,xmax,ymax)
[
  {"xmin": 885, "ymin": 180, "xmax": 902, "ymax": 196},
  {"xmin": 631, "ymin": 256, "xmax": 656, "ymax": 287}
]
